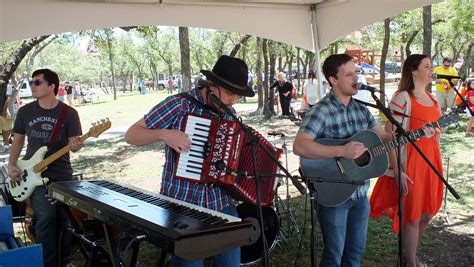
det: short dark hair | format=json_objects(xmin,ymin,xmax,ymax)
[
  {"xmin": 443, "ymin": 57, "xmax": 452, "ymax": 63},
  {"xmin": 32, "ymin": 68, "xmax": 59, "ymax": 95},
  {"xmin": 322, "ymin": 54, "xmax": 354, "ymax": 87}
]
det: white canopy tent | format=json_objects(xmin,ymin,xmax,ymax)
[
  {"xmin": 1, "ymin": 0, "xmax": 441, "ymax": 51},
  {"xmin": 0, "ymin": 0, "xmax": 441, "ymax": 89}
]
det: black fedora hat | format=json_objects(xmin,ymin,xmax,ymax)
[{"xmin": 201, "ymin": 55, "xmax": 255, "ymax": 97}]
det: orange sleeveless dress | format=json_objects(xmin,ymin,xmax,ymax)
[{"xmin": 370, "ymin": 94, "xmax": 444, "ymax": 233}]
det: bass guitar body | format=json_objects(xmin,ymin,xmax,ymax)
[{"xmin": 8, "ymin": 147, "xmax": 50, "ymax": 202}]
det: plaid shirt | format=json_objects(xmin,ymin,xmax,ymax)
[
  {"xmin": 299, "ymin": 90, "xmax": 376, "ymax": 198},
  {"xmin": 144, "ymin": 88, "xmax": 233, "ymax": 211}
]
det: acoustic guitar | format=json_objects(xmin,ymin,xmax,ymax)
[{"xmin": 300, "ymin": 112, "xmax": 459, "ymax": 207}]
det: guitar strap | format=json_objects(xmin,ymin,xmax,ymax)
[{"xmin": 50, "ymin": 103, "xmax": 70, "ymax": 144}]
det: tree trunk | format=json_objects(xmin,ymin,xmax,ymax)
[
  {"xmin": 269, "ymin": 44, "xmax": 276, "ymax": 87},
  {"xmin": 106, "ymin": 31, "xmax": 117, "ymax": 100},
  {"xmin": 263, "ymin": 39, "xmax": 272, "ymax": 118},
  {"xmin": 229, "ymin": 35, "xmax": 251, "ymax": 57},
  {"xmin": 167, "ymin": 64, "xmax": 173, "ymax": 78},
  {"xmin": 405, "ymin": 30, "xmax": 419, "ymax": 57},
  {"xmin": 277, "ymin": 54, "xmax": 282, "ymax": 73},
  {"xmin": 256, "ymin": 37, "xmax": 263, "ymax": 111},
  {"xmin": 400, "ymin": 45, "xmax": 405, "ymax": 66},
  {"xmin": 380, "ymin": 18, "xmax": 390, "ymax": 103},
  {"xmin": 423, "ymin": 6, "xmax": 432, "ymax": 59},
  {"xmin": 25, "ymin": 36, "xmax": 57, "ymax": 78},
  {"xmin": 179, "ymin": 27, "xmax": 192, "ymax": 92},
  {"xmin": 287, "ymin": 54, "xmax": 294, "ymax": 79},
  {"xmin": 459, "ymin": 42, "xmax": 473, "ymax": 78},
  {"xmin": 308, "ymin": 51, "xmax": 315, "ymax": 73},
  {"xmin": 296, "ymin": 48, "xmax": 301, "ymax": 92},
  {"xmin": 123, "ymin": 70, "xmax": 129, "ymax": 93},
  {"xmin": 0, "ymin": 35, "xmax": 49, "ymax": 109},
  {"xmin": 432, "ymin": 39, "xmax": 442, "ymax": 61}
]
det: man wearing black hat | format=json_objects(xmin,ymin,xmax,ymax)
[{"xmin": 125, "ymin": 55, "xmax": 254, "ymax": 267}]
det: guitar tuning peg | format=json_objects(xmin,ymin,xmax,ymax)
[
  {"xmin": 100, "ymin": 119, "xmax": 106, "ymax": 123},
  {"xmin": 91, "ymin": 122, "xmax": 97, "ymax": 126},
  {"xmin": 96, "ymin": 120, "xmax": 100, "ymax": 125}
]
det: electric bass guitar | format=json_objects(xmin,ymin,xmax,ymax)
[
  {"xmin": 6, "ymin": 119, "xmax": 111, "ymax": 202},
  {"xmin": 300, "ymin": 112, "xmax": 459, "ymax": 207}
]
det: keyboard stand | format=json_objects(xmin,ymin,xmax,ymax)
[{"xmin": 103, "ymin": 224, "xmax": 121, "ymax": 267}]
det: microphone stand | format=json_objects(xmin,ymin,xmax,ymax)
[
  {"xmin": 367, "ymin": 90, "xmax": 460, "ymax": 267},
  {"xmin": 206, "ymin": 90, "xmax": 307, "ymax": 267}
]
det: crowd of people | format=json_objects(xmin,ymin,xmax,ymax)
[{"xmin": 3, "ymin": 51, "xmax": 472, "ymax": 267}]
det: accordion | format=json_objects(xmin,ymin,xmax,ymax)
[{"xmin": 176, "ymin": 114, "xmax": 282, "ymax": 206}]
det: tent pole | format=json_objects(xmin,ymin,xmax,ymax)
[
  {"xmin": 308, "ymin": 8, "xmax": 321, "ymax": 267},
  {"xmin": 310, "ymin": 5, "xmax": 324, "ymax": 101}
]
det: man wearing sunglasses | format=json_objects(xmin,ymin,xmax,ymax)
[{"xmin": 8, "ymin": 68, "xmax": 83, "ymax": 267}]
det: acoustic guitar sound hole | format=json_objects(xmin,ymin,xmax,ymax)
[{"xmin": 354, "ymin": 151, "xmax": 370, "ymax": 167}]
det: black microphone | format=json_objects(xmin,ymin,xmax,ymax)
[
  {"xmin": 356, "ymin": 82, "xmax": 381, "ymax": 93},
  {"xmin": 214, "ymin": 160, "xmax": 246, "ymax": 178},
  {"xmin": 432, "ymin": 73, "xmax": 461, "ymax": 80}
]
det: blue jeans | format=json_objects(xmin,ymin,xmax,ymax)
[
  {"xmin": 30, "ymin": 185, "xmax": 71, "ymax": 267},
  {"xmin": 171, "ymin": 205, "xmax": 240, "ymax": 267},
  {"xmin": 317, "ymin": 195, "xmax": 370, "ymax": 267}
]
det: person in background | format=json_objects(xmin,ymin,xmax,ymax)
[
  {"xmin": 73, "ymin": 83, "xmax": 81, "ymax": 106},
  {"xmin": 125, "ymin": 55, "xmax": 255, "ymax": 267},
  {"xmin": 270, "ymin": 72, "xmax": 293, "ymax": 117},
  {"xmin": 167, "ymin": 76, "xmax": 174, "ymax": 94},
  {"xmin": 176, "ymin": 75, "xmax": 183, "ymax": 93},
  {"xmin": 433, "ymin": 57, "xmax": 458, "ymax": 113},
  {"xmin": 464, "ymin": 80, "xmax": 474, "ymax": 137},
  {"xmin": 302, "ymin": 70, "xmax": 319, "ymax": 108},
  {"xmin": 57, "ymin": 82, "xmax": 66, "ymax": 102},
  {"xmin": 370, "ymin": 54, "xmax": 442, "ymax": 267},
  {"xmin": 65, "ymin": 81, "xmax": 73, "ymax": 106},
  {"xmin": 0, "ymin": 82, "xmax": 17, "ymax": 153}
]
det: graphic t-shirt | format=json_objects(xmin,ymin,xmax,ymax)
[{"xmin": 13, "ymin": 101, "xmax": 82, "ymax": 182}]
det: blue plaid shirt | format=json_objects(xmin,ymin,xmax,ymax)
[
  {"xmin": 299, "ymin": 90, "xmax": 376, "ymax": 198},
  {"xmin": 144, "ymin": 88, "xmax": 233, "ymax": 211}
]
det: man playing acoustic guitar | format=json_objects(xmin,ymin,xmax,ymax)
[
  {"xmin": 8, "ymin": 68, "xmax": 83, "ymax": 267},
  {"xmin": 293, "ymin": 54, "xmax": 436, "ymax": 266}
]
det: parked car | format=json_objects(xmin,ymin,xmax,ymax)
[
  {"xmin": 18, "ymin": 80, "xmax": 33, "ymax": 98},
  {"xmin": 384, "ymin": 61, "xmax": 401, "ymax": 74}
]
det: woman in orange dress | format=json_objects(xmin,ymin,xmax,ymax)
[{"xmin": 370, "ymin": 54, "xmax": 443, "ymax": 267}]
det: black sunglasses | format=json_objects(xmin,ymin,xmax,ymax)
[{"xmin": 29, "ymin": 80, "xmax": 49, "ymax": 86}]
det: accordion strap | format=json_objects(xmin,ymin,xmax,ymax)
[{"xmin": 176, "ymin": 92, "xmax": 220, "ymax": 117}]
